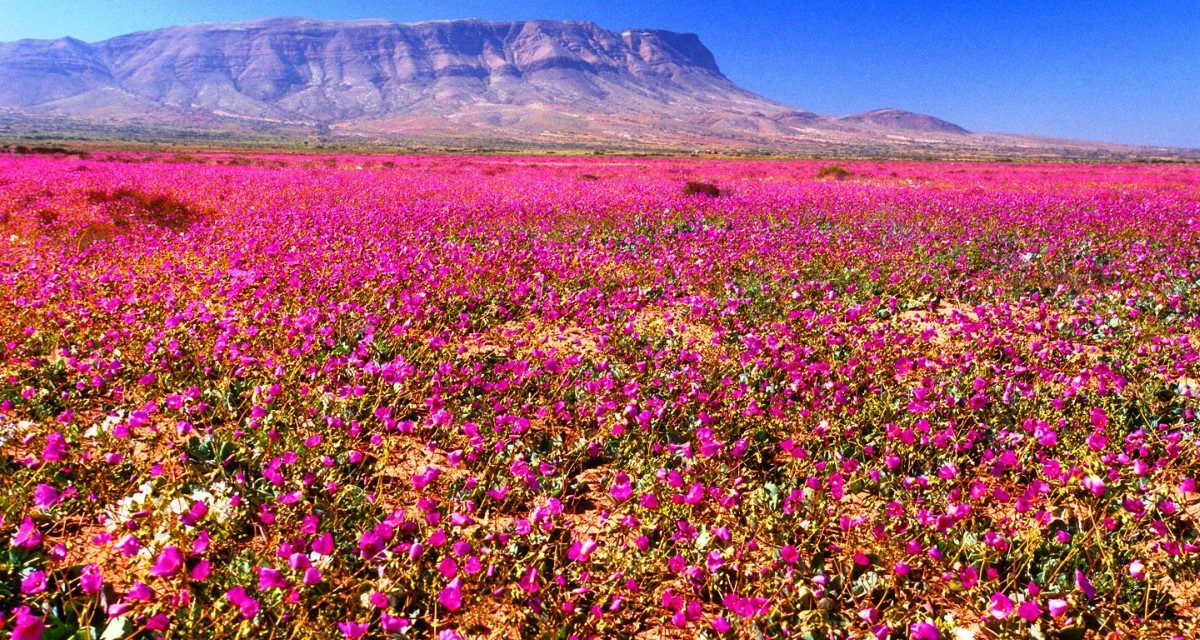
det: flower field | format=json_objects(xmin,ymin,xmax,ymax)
[{"xmin": 2, "ymin": 152, "xmax": 1199, "ymax": 639}]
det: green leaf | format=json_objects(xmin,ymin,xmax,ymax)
[{"xmin": 100, "ymin": 617, "xmax": 133, "ymax": 640}]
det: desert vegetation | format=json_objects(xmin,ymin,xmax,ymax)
[{"xmin": 1, "ymin": 153, "xmax": 1199, "ymax": 639}]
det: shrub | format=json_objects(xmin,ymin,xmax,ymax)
[
  {"xmin": 817, "ymin": 165, "xmax": 851, "ymax": 181},
  {"xmin": 682, "ymin": 181, "xmax": 720, "ymax": 197},
  {"xmin": 84, "ymin": 188, "xmax": 207, "ymax": 231}
]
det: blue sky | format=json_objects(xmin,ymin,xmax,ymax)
[{"xmin": 1, "ymin": 0, "xmax": 1196, "ymax": 147}]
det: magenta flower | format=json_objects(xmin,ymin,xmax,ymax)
[
  {"xmin": 439, "ymin": 578, "xmax": 463, "ymax": 611},
  {"xmin": 1181, "ymin": 477, "xmax": 1197, "ymax": 495},
  {"xmin": 127, "ymin": 581, "xmax": 154, "ymax": 601},
  {"xmin": 190, "ymin": 560, "xmax": 212, "ymax": 581},
  {"xmin": 150, "ymin": 545, "xmax": 184, "ymax": 578},
  {"xmin": 412, "ymin": 466, "xmax": 440, "ymax": 489},
  {"xmin": 909, "ymin": 621, "xmax": 939, "ymax": 640},
  {"xmin": 115, "ymin": 535, "xmax": 140, "ymax": 557},
  {"xmin": 518, "ymin": 566, "xmax": 540, "ymax": 593},
  {"xmin": 225, "ymin": 586, "xmax": 260, "ymax": 619},
  {"xmin": 12, "ymin": 516, "xmax": 42, "ymax": 549},
  {"xmin": 1081, "ymin": 474, "xmax": 1106, "ymax": 497},
  {"xmin": 609, "ymin": 472, "xmax": 633, "ymax": 501},
  {"xmin": 32, "ymin": 484, "xmax": 60, "ymax": 510},
  {"xmin": 1074, "ymin": 570, "xmax": 1096, "ymax": 599},
  {"xmin": 380, "ymin": 613, "xmax": 409, "ymax": 632},
  {"xmin": 779, "ymin": 545, "xmax": 799, "ymax": 564},
  {"xmin": 988, "ymin": 592, "xmax": 1013, "ymax": 619},
  {"xmin": 146, "ymin": 614, "xmax": 171, "ymax": 631},
  {"xmin": 257, "ymin": 566, "xmax": 288, "ymax": 590},
  {"xmin": 21, "ymin": 570, "xmax": 47, "ymax": 594},
  {"xmin": 311, "ymin": 532, "xmax": 334, "ymax": 555},
  {"xmin": 1017, "ymin": 600, "xmax": 1042, "ymax": 621},
  {"xmin": 369, "ymin": 591, "xmax": 390, "ymax": 609},
  {"xmin": 10, "ymin": 606, "xmax": 45, "ymax": 640},
  {"xmin": 722, "ymin": 593, "xmax": 770, "ymax": 618},
  {"xmin": 41, "ymin": 433, "xmax": 67, "ymax": 462},
  {"xmin": 80, "ymin": 564, "xmax": 104, "ymax": 593},
  {"xmin": 337, "ymin": 621, "xmax": 369, "ymax": 638}
]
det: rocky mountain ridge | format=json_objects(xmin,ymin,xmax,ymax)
[{"xmin": 0, "ymin": 18, "xmax": 1190, "ymax": 158}]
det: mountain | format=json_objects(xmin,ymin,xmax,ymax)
[
  {"xmin": 837, "ymin": 109, "xmax": 969, "ymax": 135},
  {"xmin": 0, "ymin": 18, "xmax": 1191, "ymax": 158}
]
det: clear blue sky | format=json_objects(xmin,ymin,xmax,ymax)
[{"xmin": 1, "ymin": 0, "xmax": 1197, "ymax": 148}]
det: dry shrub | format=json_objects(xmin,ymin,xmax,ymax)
[
  {"xmin": 85, "ymin": 188, "xmax": 208, "ymax": 231},
  {"xmin": 682, "ymin": 181, "xmax": 720, "ymax": 197},
  {"xmin": 817, "ymin": 165, "xmax": 851, "ymax": 181}
]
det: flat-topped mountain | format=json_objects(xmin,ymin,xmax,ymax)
[{"xmin": 0, "ymin": 18, "xmax": 1190, "ymax": 158}]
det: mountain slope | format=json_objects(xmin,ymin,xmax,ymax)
[
  {"xmin": 0, "ymin": 18, "xmax": 1191, "ymax": 158},
  {"xmin": 837, "ymin": 109, "xmax": 970, "ymax": 134}
]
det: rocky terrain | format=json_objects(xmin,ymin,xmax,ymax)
[{"xmin": 0, "ymin": 18, "xmax": 1192, "ymax": 158}]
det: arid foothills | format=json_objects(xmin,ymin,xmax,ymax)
[{"xmin": 1, "ymin": 151, "xmax": 1198, "ymax": 638}]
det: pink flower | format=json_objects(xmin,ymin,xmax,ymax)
[
  {"xmin": 21, "ymin": 570, "xmax": 47, "ymax": 594},
  {"xmin": 439, "ymin": 578, "xmax": 463, "ymax": 611},
  {"xmin": 369, "ymin": 591, "xmax": 390, "ymax": 609},
  {"xmin": 722, "ymin": 593, "xmax": 771, "ymax": 618},
  {"xmin": 80, "ymin": 564, "xmax": 104, "ymax": 593},
  {"xmin": 10, "ymin": 606, "xmax": 45, "ymax": 640},
  {"xmin": 115, "ymin": 535, "xmax": 140, "ymax": 557},
  {"xmin": 149, "ymin": 545, "xmax": 184, "ymax": 578},
  {"xmin": 126, "ymin": 581, "xmax": 154, "ymax": 601},
  {"xmin": 146, "ymin": 614, "xmax": 170, "ymax": 631},
  {"xmin": 518, "ymin": 566, "xmax": 540, "ymax": 593},
  {"xmin": 1128, "ymin": 560, "xmax": 1146, "ymax": 580},
  {"xmin": 257, "ymin": 566, "xmax": 288, "ymax": 590},
  {"xmin": 226, "ymin": 586, "xmax": 260, "ymax": 619},
  {"xmin": 779, "ymin": 545, "xmax": 799, "ymax": 564},
  {"xmin": 438, "ymin": 556, "xmax": 458, "ymax": 578},
  {"xmin": 380, "ymin": 613, "xmax": 409, "ymax": 632},
  {"xmin": 1048, "ymin": 598, "xmax": 1069, "ymax": 617},
  {"xmin": 1081, "ymin": 474, "xmax": 1106, "ymax": 497},
  {"xmin": 1017, "ymin": 600, "xmax": 1042, "ymax": 621},
  {"xmin": 190, "ymin": 560, "xmax": 212, "ymax": 581},
  {"xmin": 337, "ymin": 621, "xmax": 369, "ymax": 638},
  {"xmin": 32, "ymin": 484, "xmax": 60, "ymax": 510},
  {"xmin": 12, "ymin": 516, "xmax": 42, "ymax": 549},
  {"xmin": 311, "ymin": 532, "xmax": 334, "ymax": 555},
  {"xmin": 609, "ymin": 473, "xmax": 633, "ymax": 501},
  {"xmin": 909, "ymin": 621, "xmax": 939, "ymax": 639},
  {"xmin": 1181, "ymin": 477, "xmax": 1198, "ymax": 494},
  {"xmin": 1074, "ymin": 570, "xmax": 1095, "ymax": 599},
  {"xmin": 412, "ymin": 466, "xmax": 440, "ymax": 489},
  {"xmin": 988, "ymin": 592, "xmax": 1013, "ymax": 619},
  {"xmin": 41, "ymin": 433, "xmax": 67, "ymax": 462}
]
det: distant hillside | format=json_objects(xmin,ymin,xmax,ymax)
[{"xmin": 0, "ymin": 18, "xmax": 1193, "ymax": 159}]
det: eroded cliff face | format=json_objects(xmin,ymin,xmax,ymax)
[
  {"xmin": 1, "ymin": 18, "xmax": 764, "ymax": 124},
  {"xmin": 13, "ymin": 17, "xmax": 1130, "ymax": 157}
]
